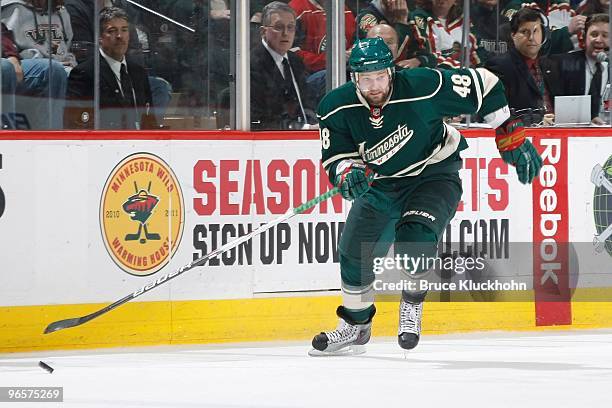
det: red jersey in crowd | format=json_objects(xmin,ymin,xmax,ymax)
[{"xmin": 289, "ymin": 0, "xmax": 356, "ymax": 73}]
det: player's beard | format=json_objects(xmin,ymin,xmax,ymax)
[{"xmin": 363, "ymin": 86, "xmax": 390, "ymax": 107}]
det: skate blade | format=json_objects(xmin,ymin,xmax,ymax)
[{"xmin": 308, "ymin": 345, "xmax": 366, "ymax": 357}]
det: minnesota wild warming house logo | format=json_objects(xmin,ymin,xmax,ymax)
[{"xmin": 100, "ymin": 153, "xmax": 184, "ymax": 276}]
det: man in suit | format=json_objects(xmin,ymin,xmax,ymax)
[
  {"xmin": 65, "ymin": 6, "xmax": 157, "ymax": 129},
  {"xmin": 65, "ymin": 0, "xmax": 172, "ymax": 123},
  {"xmin": 553, "ymin": 13, "xmax": 609, "ymax": 123},
  {"xmin": 485, "ymin": 7, "xmax": 560, "ymax": 126},
  {"xmin": 251, "ymin": 1, "xmax": 312, "ymax": 130}
]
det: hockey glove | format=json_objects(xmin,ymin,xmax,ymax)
[
  {"xmin": 334, "ymin": 161, "xmax": 372, "ymax": 201},
  {"xmin": 495, "ymin": 118, "xmax": 527, "ymax": 152},
  {"xmin": 500, "ymin": 139, "xmax": 543, "ymax": 184},
  {"xmin": 496, "ymin": 118, "xmax": 542, "ymax": 184}
]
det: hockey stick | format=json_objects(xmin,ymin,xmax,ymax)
[
  {"xmin": 44, "ymin": 186, "xmax": 341, "ymax": 334},
  {"xmin": 125, "ymin": 0, "xmax": 195, "ymax": 33}
]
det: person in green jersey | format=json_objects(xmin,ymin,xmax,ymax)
[{"xmin": 310, "ymin": 37, "xmax": 542, "ymax": 355}]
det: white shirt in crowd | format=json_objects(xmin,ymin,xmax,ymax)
[
  {"xmin": 260, "ymin": 38, "xmax": 308, "ymax": 124},
  {"xmin": 261, "ymin": 38, "xmax": 290, "ymax": 80},
  {"xmin": 99, "ymin": 48, "xmax": 129, "ymax": 96}
]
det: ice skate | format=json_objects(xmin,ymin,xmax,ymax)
[
  {"xmin": 398, "ymin": 298, "xmax": 423, "ymax": 350},
  {"xmin": 309, "ymin": 306, "xmax": 374, "ymax": 356}
]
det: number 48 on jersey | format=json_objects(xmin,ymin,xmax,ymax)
[{"xmin": 452, "ymin": 74, "xmax": 472, "ymax": 98}]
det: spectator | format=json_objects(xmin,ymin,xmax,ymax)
[
  {"xmin": 1, "ymin": 22, "xmax": 18, "ymax": 126},
  {"xmin": 553, "ymin": 13, "xmax": 609, "ymax": 123},
  {"xmin": 64, "ymin": 6, "xmax": 157, "ymax": 129},
  {"xmin": 251, "ymin": 1, "xmax": 312, "ymax": 130},
  {"xmin": 64, "ymin": 0, "xmax": 171, "ymax": 124},
  {"xmin": 471, "ymin": 0, "xmax": 511, "ymax": 63},
  {"xmin": 366, "ymin": 24, "xmax": 400, "ymax": 59},
  {"xmin": 485, "ymin": 7, "xmax": 560, "ymax": 125},
  {"xmin": 410, "ymin": 0, "xmax": 480, "ymax": 68},
  {"xmin": 289, "ymin": 0, "xmax": 355, "ymax": 103},
  {"xmin": 357, "ymin": 0, "xmax": 437, "ymax": 69},
  {"xmin": 290, "ymin": 0, "xmax": 355, "ymax": 73},
  {"xmin": 1, "ymin": 0, "xmax": 71, "ymax": 128},
  {"xmin": 502, "ymin": 0, "xmax": 583, "ymax": 54},
  {"xmin": 2, "ymin": 0, "xmax": 76, "ymax": 69}
]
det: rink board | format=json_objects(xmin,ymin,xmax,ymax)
[{"xmin": 0, "ymin": 129, "xmax": 611, "ymax": 352}]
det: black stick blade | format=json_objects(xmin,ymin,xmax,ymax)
[
  {"xmin": 43, "ymin": 294, "xmax": 134, "ymax": 334},
  {"xmin": 44, "ymin": 317, "xmax": 86, "ymax": 334}
]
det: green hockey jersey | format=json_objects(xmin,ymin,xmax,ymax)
[{"xmin": 317, "ymin": 67, "xmax": 509, "ymax": 183}]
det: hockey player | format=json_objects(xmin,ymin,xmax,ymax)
[{"xmin": 311, "ymin": 37, "xmax": 542, "ymax": 355}]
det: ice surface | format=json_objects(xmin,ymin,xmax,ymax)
[{"xmin": 1, "ymin": 330, "xmax": 612, "ymax": 408}]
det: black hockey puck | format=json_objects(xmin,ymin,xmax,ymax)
[{"xmin": 38, "ymin": 361, "xmax": 54, "ymax": 373}]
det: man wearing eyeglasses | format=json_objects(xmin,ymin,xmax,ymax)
[
  {"xmin": 485, "ymin": 7, "xmax": 560, "ymax": 126},
  {"xmin": 251, "ymin": 1, "xmax": 313, "ymax": 130}
]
